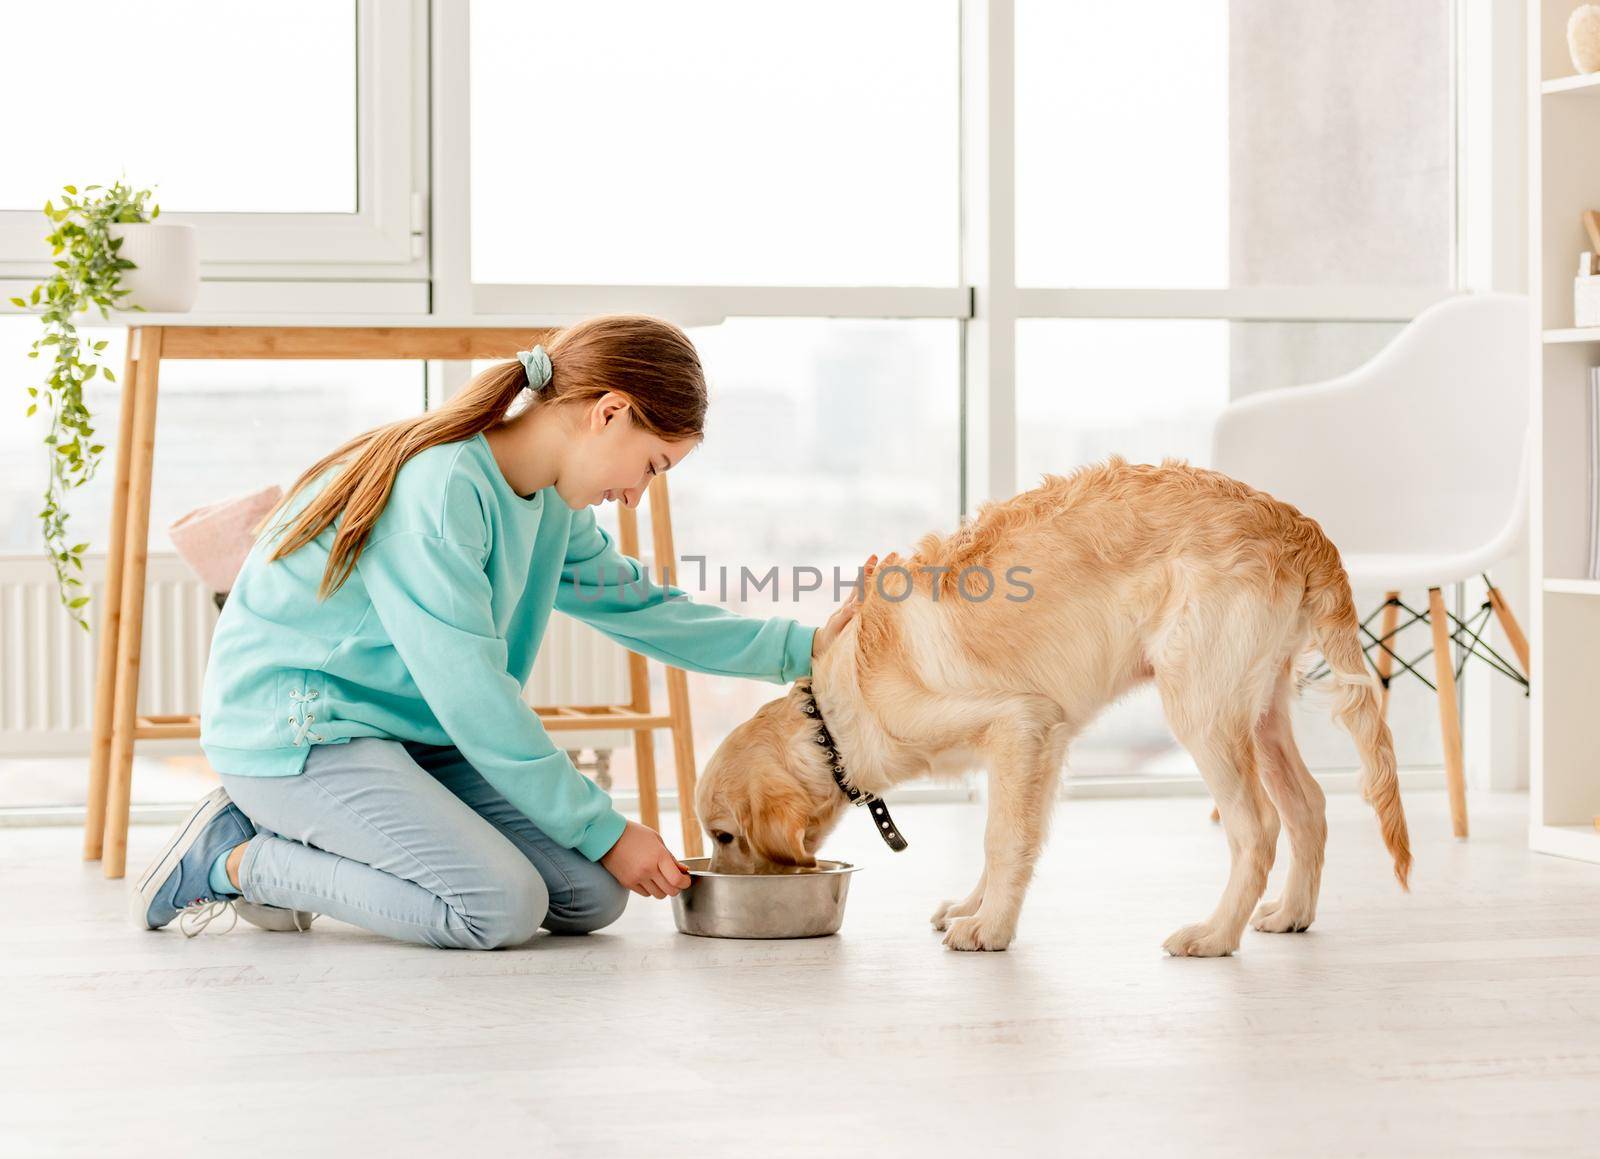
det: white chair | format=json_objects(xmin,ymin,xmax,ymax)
[{"xmin": 1211, "ymin": 292, "xmax": 1531, "ymax": 839}]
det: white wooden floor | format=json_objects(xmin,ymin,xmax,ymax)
[{"xmin": 3, "ymin": 789, "xmax": 1598, "ymax": 1157}]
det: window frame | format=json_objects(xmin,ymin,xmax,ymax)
[{"xmin": 429, "ymin": 1, "xmax": 973, "ymax": 328}]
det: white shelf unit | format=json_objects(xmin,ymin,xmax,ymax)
[{"xmin": 1530, "ymin": 1, "xmax": 1600, "ymax": 862}]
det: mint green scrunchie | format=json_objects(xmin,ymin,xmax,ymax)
[{"xmin": 516, "ymin": 344, "xmax": 552, "ymax": 389}]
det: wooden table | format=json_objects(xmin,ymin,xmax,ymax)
[{"xmin": 82, "ymin": 322, "xmax": 704, "ymax": 879}]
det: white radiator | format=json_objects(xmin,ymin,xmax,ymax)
[{"xmin": 0, "ymin": 552, "xmax": 631, "ymax": 758}]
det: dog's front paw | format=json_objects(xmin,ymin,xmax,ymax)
[
  {"xmin": 1251, "ymin": 897, "xmax": 1315, "ymax": 934},
  {"xmin": 930, "ymin": 895, "xmax": 981, "ymax": 931},
  {"xmin": 1161, "ymin": 921, "xmax": 1239, "ymax": 958},
  {"xmin": 941, "ymin": 914, "xmax": 1013, "ymax": 951}
]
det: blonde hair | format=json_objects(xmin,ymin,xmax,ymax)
[{"xmin": 254, "ymin": 313, "xmax": 707, "ymax": 599}]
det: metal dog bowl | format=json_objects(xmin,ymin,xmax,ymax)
[{"xmin": 671, "ymin": 857, "xmax": 861, "ymax": 939}]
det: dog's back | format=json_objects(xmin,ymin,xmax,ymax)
[{"xmin": 872, "ymin": 458, "xmax": 1333, "ymax": 709}]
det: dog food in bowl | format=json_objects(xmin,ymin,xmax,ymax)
[{"xmin": 670, "ymin": 857, "xmax": 860, "ymax": 939}]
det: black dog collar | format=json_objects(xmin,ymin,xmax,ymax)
[{"xmin": 798, "ymin": 683, "xmax": 908, "ymax": 852}]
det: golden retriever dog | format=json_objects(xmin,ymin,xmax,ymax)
[{"xmin": 695, "ymin": 457, "xmax": 1411, "ymax": 955}]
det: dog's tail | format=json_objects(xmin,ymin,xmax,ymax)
[{"xmin": 1301, "ymin": 533, "xmax": 1412, "ymax": 890}]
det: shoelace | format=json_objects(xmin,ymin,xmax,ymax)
[
  {"xmin": 282, "ymin": 910, "xmax": 319, "ymax": 932},
  {"xmin": 176, "ymin": 897, "xmax": 239, "ymax": 938},
  {"xmin": 287, "ymin": 688, "xmax": 324, "ymax": 746}
]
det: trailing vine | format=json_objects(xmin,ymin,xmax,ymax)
[{"xmin": 11, "ymin": 179, "xmax": 155, "ymax": 630}]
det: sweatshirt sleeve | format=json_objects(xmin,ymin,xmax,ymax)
[
  {"xmin": 555, "ymin": 505, "xmax": 817, "ymax": 684},
  {"xmin": 356, "ymin": 530, "xmax": 628, "ymax": 861}
]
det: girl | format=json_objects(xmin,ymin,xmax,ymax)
[{"xmin": 131, "ymin": 314, "xmax": 862, "ymax": 949}]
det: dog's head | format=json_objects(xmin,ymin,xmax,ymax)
[{"xmin": 695, "ymin": 682, "xmax": 851, "ymax": 874}]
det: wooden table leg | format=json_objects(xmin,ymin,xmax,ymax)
[
  {"xmin": 631, "ymin": 722, "xmax": 662, "ymax": 834},
  {"xmin": 84, "ymin": 334, "xmax": 143, "ymax": 860},
  {"xmin": 103, "ymin": 328, "xmax": 164, "ymax": 879},
  {"xmin": 1428, "ymin": 586, "xmax": 1468, "ymax": 840},
  {"xmin": 1375, "ymin": 591, "xmax": 1401, "ymax": 721}
]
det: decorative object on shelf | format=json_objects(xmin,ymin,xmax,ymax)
[
  {"xmin": 1570, "ymin": 5, "xmax": 1600, "ymax": 73},
  {"xmin": 167, "ymin": 484, "xmax": 284, "ymax": 600},
  {"xmin": 10, "ymin": 179, "xmax": 196, "ymax": 630},
  {"xmin": 1575, "ymin": 249, "xmax": 1600, "ymax": 326}
]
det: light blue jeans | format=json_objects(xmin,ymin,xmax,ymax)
[{"xmin": 218, "ymin": 736, "xmax": 629, "ymax": 949}]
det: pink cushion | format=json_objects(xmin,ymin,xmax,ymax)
[{"xmin": 168, "ymin": 484, "xmax": 284, "ymax": 592}]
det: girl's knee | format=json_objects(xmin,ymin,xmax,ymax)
[
  {"xmin": 468, "ymin": 864, "xmax": 550, "ymax": 949},
  {"xmin": 543, "ymin": 870, "xmax": 629, "ymax": 935}
]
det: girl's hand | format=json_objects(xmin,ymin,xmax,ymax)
[
  {"xmin": 600, "ymin": 820, "xmax": 692, "ymax": 898},
  {"xmin": 813, "ymin": 553, "xmax": 879, "ymax": 660}
]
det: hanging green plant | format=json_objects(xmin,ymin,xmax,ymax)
[{"xmin": 11, "ymin": 179, "xmax": 156, "ymax": 630}]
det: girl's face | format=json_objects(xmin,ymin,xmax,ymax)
[{"xmin": 559, "ymin": 391, "xmax": 697, "ymax": 510}]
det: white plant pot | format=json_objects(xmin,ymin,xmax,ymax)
[{"xmin": 106, "ymin": 221, "xmax": 199, "ymax": 312}]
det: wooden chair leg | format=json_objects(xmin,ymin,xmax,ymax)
[
  {"xmin": 616, "ymin": 504, "xmax": 662, "ymax": 835},
  {"xmin": 1428, "ymin": 586, "xmax": 1468, "ymax": 839},
  {"xmin": 632, "ymin": 724, "xmax": 661, "ymax": 834},
  {"xmin": 664, "ymin": 668, "xmax": 702, "ymax": 858},
  {"xmin": 84, "ymin": 335, "xmax": 142, "ymax": 860},
  {"xmin": 1375, "ymin": 591, "xmax": 1401, "ymax": 720},
  {"xmin": 104, "ymin": 328, "xmax": 164, "ymax": 879},
  {"xmin": 624, "ymin": 646, "xmax": 661, "ymax": 836},
  {"xmin": 1486, "ymin": 585, "xmax": 1530, "ymax": 676},
  {"xmin": 647, "ymin": 475, "xmax": 703, "ymax": 859}
]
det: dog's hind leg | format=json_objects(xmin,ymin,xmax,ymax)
[
  {"xmin": 1161, "ymin": 714, "xmax": 1278, "ymax": 956},
  {"xmin": 1157, "ymin": 652, "xmax": 1281, "ymax": 957},
  {"xmin": 1251, "ymin": 666, "xmax": 1327, "ymax": 933},
  {"xmin": 941, "ymin": 696, "xmax": 1072, "ymax": 952}
]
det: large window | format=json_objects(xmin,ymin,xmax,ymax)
[{"xmin": 469, "ymin": 1, "xmax": 959, "ymax": 287}]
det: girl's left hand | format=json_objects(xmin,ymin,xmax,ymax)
[{"xmin": 812, "ymin": 553, "xmax": 879, "ymax": 661}]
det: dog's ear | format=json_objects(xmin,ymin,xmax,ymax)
[{"xmin": 748, "ymin": 784, "xmax": 817, "ymax": 868}]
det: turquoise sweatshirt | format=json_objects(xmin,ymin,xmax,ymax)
[{"xmin": 199, "ymin": 431, "xmax": 818, "ymax": 862}]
